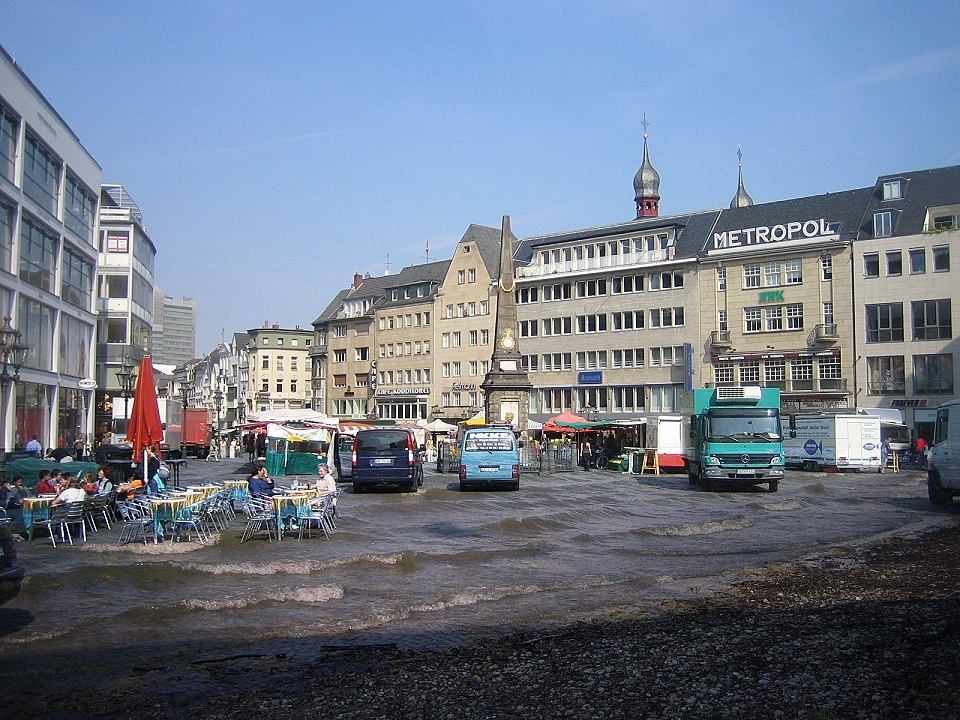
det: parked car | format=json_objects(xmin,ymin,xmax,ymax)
[
  {"xmin": 331, "ymin": 432, "xmax": 355, "ymax": 480},
  {"xmin": 0, "ymin": 521, "xmax": 24, "ymax": 606},
  {"xmin": 351, "ymin": 429, "xmax": 425, "ymax": 493}
]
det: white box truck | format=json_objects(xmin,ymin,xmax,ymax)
[
  {"xmin": 784, "ymin": 413, "xmax": 882, "ymax": 471},
  {"xmin": 927, "ymin": 399, "xmax": 960, "ymax": 505}
]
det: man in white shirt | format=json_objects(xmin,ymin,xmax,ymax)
[{"xmin": 25, "ymin": 435, "xmax": 42, "ymax": 457}]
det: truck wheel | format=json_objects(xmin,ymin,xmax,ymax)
[
  {"xmin": 699, "ymin": 472, "xmax": 712, "ymax": 492},
  {"xmin": 768, "ymin": 479, "xmax": 779, "ymax": 493},
  {"xmin": 928, "ymin": 475, "xmax": 952, "ymax": 505}
]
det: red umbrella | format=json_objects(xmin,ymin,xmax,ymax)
[{"xmin": 126, "ymin": 355, "xmax": 164, "ymax": 475}]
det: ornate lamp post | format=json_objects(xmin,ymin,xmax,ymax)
[
  {"xmin": 0, "ymin": 315, "xmax": 29, "ymax": 454},
  {"xmin": 213, "ymin": 389, "xmax": 224, "ymax": 433},
  {"xmin": 180, "ymin": 382, "xmax": 190, "ymax": 412},
  {"xmin": 117, "ymin": 355, "xmax": 136, "ymax": 423}
]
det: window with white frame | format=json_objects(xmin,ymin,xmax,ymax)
[
  {"xmin": 882, "ymin": 179, "xmax": 902, "ymax": 200},
  {"xmin": 764, "ymin": 262, "xmax": 781, "ymax": 287},
  {"xmin": 823, "ymin": 302, "xmax": 834, "ymax": 325},
  {"xmin": 717, "ymin": 267, "xmax": 726, "ymax": 291},
  {"xmin": 765, "ymin": 360, "xmax": 785, "ymax": 385},
  {"xmin": 739, "ymin": 361, "xmax": 760, "ymax": 384},
  {"xmin": 714, "ymin": 363, "xmax": 734, "ymax": 384},
  {"xmin": 442, "ymin": 362, "xmax": 451, "ymax": 378},
  {"xmin": 744, "ymin": 264, "xmax": 761, "ymax": 288},
  {"xmin": 874, "ymin": 211, "xmax": 893, "ymax": 237},
  {"xmin": 820, "ymin": 255, "xmax": 832, "ymax": 281},
  {"xmin": 786, "ymin": 304, "xmax": 804, "ymax": 330},
  {"xmin": 718, "ymin": 309, "xmax": 728, "ymax": 331},
  {"xmin": 745, "ymin": 307, "xmax": 762, "ymax": 333},
  {"xmin": 785, "ymin": 259, "xmax": 803, "ymax": 284},
  {"xmin": 480, "ymin": 329, "xmax": 489, "ymax": 345},
  {"xmin": 765, "ymin": 307, "xmax": 783, "ymax": 331}
]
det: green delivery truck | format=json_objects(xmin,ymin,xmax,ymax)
[{"xmin": 682, "ymin": 386, "xmax": 786, "ymax": 493}]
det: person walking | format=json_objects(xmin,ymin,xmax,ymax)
[
  {"xmin": 580, "ymin": 439, "xmax": 592, "ymax": 471},
  {"xmin": 879, "ymin": 436, "xmax": 891, "ymax": 473}
]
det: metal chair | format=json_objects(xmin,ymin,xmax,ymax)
[
  {"xmin": 298, "ymin": 495, "xmax": 335, "ymax": 541},
  {"xmin": 116, "ymin": 500, "xmax": 156, "ymax": 546},
  {"xmin": 30, "ymin": 503, "xmax": 74, "ymax": 547},
  {"xmin": 169, "ymin": 503, "xmax": 209, "ymax": 544},
  {"xmin": 240, "ymin": 496, "xmax": 277, "ymax": 543}
]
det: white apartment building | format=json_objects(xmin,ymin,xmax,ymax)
[{"xmin": 0, "ymin": 46, "xmax": 101, "ymax": 451}]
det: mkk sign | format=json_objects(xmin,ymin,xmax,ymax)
[{"xmin": 759, "ymin": 290, "xmax": 784, "ymax": 303}]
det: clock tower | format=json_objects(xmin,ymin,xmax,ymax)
[{"xmin": 481, "ymin": 215, "xmax": 531, "ymax": 432}]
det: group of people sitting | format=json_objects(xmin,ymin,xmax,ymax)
[
  {"xmin": 246, "ymin": 463, "xmax": 338, "ymax": 532},
  {"xmin": 1, "ymin": 466, "xmax": 117, "ymax": 539}
]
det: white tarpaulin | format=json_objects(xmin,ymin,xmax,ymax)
[
  {"xmin": 247, "ymin": 409, "xmax": 337, "ymax": 427},
  {"xmin": 423, "ymin": 418, "xmax": 457, "ymax": 433},
  {"xmin": 266, "ymin": 423, "xmax": 333, "ymax": 442}
]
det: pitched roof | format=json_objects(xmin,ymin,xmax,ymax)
[{"xmin": 858, "ymin": 164, "xmax": 960, "ymax": 238}]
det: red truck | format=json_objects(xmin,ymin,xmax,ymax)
[{"xmin": 167, "ymin": 408, "xmax": 212, "ymax": 458}]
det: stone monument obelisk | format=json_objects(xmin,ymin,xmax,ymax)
[{"xmin": 481, "ymin": 215, "xmax": 531, "ymax": 432}]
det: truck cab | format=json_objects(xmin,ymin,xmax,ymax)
[{"xmin": 682, "ymin": 386, "xmax": 785, "ymax": 493}]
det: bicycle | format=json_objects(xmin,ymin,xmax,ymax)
[{"xmin": 594, "ymin": 451, "xmax": 609, "ymax": 469}]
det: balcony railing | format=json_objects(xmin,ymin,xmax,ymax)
[
  {"xmin": 308, "ymin": 344, "xmax": 327, "ymax": 357},
  {"xmin": 516, "ymin": 248, "xmax": 673, "ymax": 278},
  {"xmin": 711, "ymin": 329, "xmax": 732, "ymax": 347},
  {"xmin": 814, "ymin": 323, "xmax": 839, "ymax": 343}
]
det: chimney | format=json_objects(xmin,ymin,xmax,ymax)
[
  {"xmin": 354, "ymin": 273, "xmax": 363, "ymax": 288},
  {"xmin": 272, "ymin": 323, "xmax": 280, "ymax": 330}
]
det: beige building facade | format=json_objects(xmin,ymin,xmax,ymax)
[{"xmin": 246, "ymin": 324, "xmax": 314, "ymax": 413}]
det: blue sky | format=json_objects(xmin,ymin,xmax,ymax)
[{"xmin": 3, "ymin": 1, "xmax": 959, "ymax": 354}]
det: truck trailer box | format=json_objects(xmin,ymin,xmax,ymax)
[{"xmin": 783, "ymin": 413, "xmax": 882, "ymax": 471}]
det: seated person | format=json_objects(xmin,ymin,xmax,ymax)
[
  {"xmin": 96, "ymin": 466, "xmax": 115, "ymax": 496},
  {"xmin": 52, "ymin": 477, "xmax": 86, "ymax": 505},
  {"xmin": 117, "ymin": 472, "xmax": 146, "ymax": 500},
  {"xmin": 35, "ymin": 471, "xmax": 57, "ymax": 496},
  {"xmin": 4, "ymin": 477, "xmax": 29, "ymax": 539},
  {"xmin": 81, "ymin": 472, "xmax": 98, "ymax": 495},
  {"xmin": 248, "ymin": 467, "xmax": 275, "ymax": 497},
  {"xmin": 315, "ymin": 464, "xmax": 337, "ymax": 495}
]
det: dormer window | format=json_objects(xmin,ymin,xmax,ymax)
[
  {"xmin": 874, "ymin": 211, "xmax": 893, "ymax": 238},
  {"xmin": 882, "ymin": 180, "xmax": 903, "ymax": 200}
]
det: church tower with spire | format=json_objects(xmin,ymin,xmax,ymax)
[
  {"xmin": 633, "ymin": 117, "xmax": 660, "ymax": 218},
  {"xmin": 730, "ymin": 147, "xmax": 754, "ymax": 209}
]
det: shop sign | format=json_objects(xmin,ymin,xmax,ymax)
[
  {"xmin": 712, "ymin": 218, "xmax": 840, "ymax": 250},
  {"xmin": 891, "ymin": 399, "xmax": 928, "ymax": 408},
  {"xmin": 578, "ymin": 371, "xmax": 602, "ymax": 384},
  {"xmin": 375, "ymin": 388, "xmax": 430, "ymax": 396},
  {"xmin": 452, "ymin": 383, "xmax": 476, "ymax": 391},
  {"xmin": 759, "ymin": 290, "xmax": 784, "ymax": 303}
]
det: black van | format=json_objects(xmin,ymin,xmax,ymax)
[{"xmin": 352, "ymin": 429, "xmax": 424, "ymax": 493}]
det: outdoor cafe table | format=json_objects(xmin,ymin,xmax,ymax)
[
  {"xmin": 185, "ymin": 484, "xmax": 219, "ymax": 500},
  {"xmin": 150, "ymin": 497, "xmax": 187, "ymax": 542},
  {"xmin": 165, "ymin": 458, "xmax": 187, "ymax": 487},
  {"xmin": 223, "ymin": 479, "xmax": 249, "ymax": 501},
  {"xmin": 270, "ymin": 491, "xmax": 314, "ymax": 540},
  {"xmin": 22, "ymin": 496, "xmax": 55, "ymax": 530}
]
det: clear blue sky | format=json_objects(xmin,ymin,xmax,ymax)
[{"xmin": 3, "ymin": 1, "xmax": 959, "ymax": 354}]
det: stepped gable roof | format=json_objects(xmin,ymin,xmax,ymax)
[
  {"xmin": 699, "ymin": 187, "xmax": 875, "ymax": 255},
  {"xmin": 858, "ymin": 164, "xmax": 960, "ymax": 238}
]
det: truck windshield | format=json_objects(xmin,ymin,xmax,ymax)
[{"xmin": 705, "ymin": 410, "xmax": 781, "ymax": 441}]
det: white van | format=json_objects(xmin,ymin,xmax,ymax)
[{"xmin": 927, "ymin": 399, "xmax": 960, "ymax": 505}]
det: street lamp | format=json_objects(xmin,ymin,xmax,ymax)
[
  {"xmin": 0, "ymin": 315, "xmax": 28, "ymax": 454},
  {"xmin": 180, "ymin": 382, "xmax": 190, "ymax": 412},
  {"xmin": 213, "ymin": 389, "xmax": 224, "ymax": 432},
  {"xmin": 117, "ymin": 355, "xmax": 136, "ymax": 422}
]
